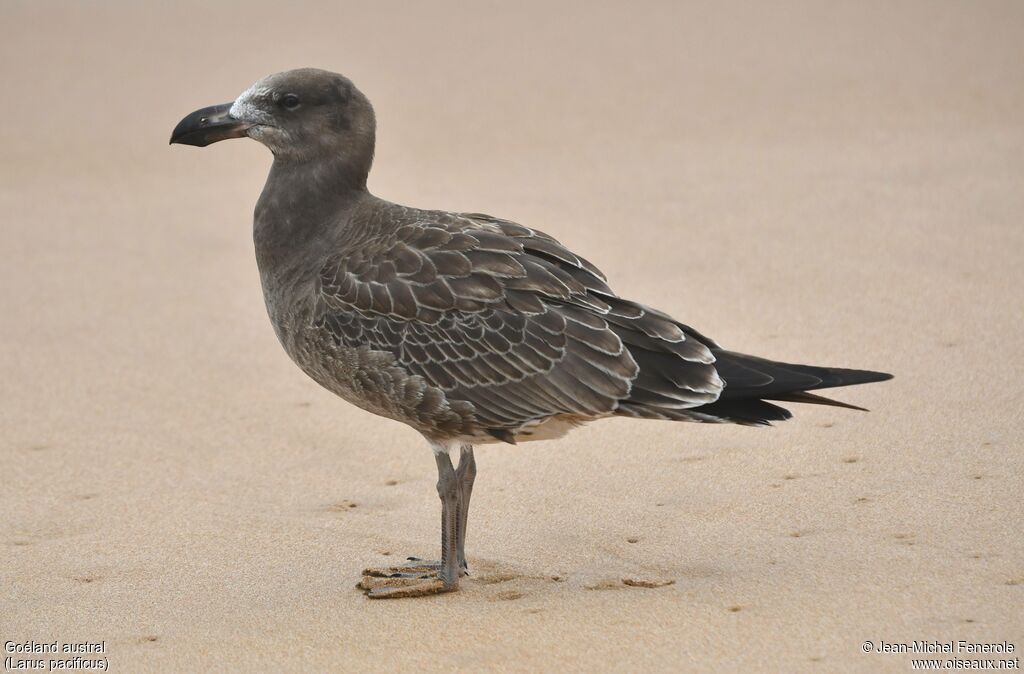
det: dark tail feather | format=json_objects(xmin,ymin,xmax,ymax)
[
  {"xmin": 688, "ymin": 398, "xmax": 793, "ymax": 426},
  {"xmin": 686, "ymin": 350, "xmax": 892, "ymax": 424},
  {"xmin": 768, "ymin": 391, "xmax": 868, "ymax": 412}
]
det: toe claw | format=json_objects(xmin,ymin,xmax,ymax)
[{"xmin": 361, "ymin": 568, "xmax": 392, "ymax": 578}]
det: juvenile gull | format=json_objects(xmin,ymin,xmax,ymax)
[{"xmin": 170, "ymin": 68, "xmax": 892, "ymax": 598}]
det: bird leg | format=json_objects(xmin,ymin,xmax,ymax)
[
  {"xmin": 454, "ymin": 444, "xmax": 476, "ymax": 572},
  {"xmin": 360, "ymin": 444, "xmax": 476, "ymax": 598}
]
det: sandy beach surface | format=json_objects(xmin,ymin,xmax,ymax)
[{"xmin": 2, "ymin": 1, "xmax": 1022, "ymax": 671}]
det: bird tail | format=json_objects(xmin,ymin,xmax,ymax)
[{"xmin": 685, "ymin": 350, "xmax": 893, "ymax": 425}]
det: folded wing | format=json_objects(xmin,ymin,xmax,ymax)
[{"xmin": 314, "ymin": 210, "xmax": 723, "ymax": 438}]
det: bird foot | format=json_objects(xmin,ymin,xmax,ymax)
[{"xmin": 358, "ymin": 557, "xmax": 465, "ymax": 598}]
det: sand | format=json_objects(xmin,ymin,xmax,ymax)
[{"xmin": 2, "ymin": 1, "xmax": 1022, "ymax": 671}]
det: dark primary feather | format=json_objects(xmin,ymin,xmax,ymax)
[{"xmin": 712, "ymin": 350, "xmax": 893, "ymax": 399}]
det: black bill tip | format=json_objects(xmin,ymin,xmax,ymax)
[{"xmin": 170, "ymin": 103, "xmax": 251, "ymax": 147}]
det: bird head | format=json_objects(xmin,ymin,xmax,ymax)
[{"xmin": 170, "ymin": 68, "xmax": 376, "ymax": 168}]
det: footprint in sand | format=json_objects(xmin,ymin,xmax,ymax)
[
  {"xmin": 622, "ymin": 578, "xmax": 675, "ymax": 589},
  {"xmin": 584, "ymin": 579, "xmax": 622, "ymax": 591},
  {"xmin": 585, "ymin": 578, "xmax": 675, "ymax": 590},
  {"xmin": 477, "ymin": 571, "xmax": 519, "ymax": 585},
  {"xmin": 323, "ymin": 499, "xmax": 359, "ymax": 512}
]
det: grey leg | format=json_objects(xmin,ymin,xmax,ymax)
[
  {"xmin": 359, "ymin": 445, "xmax": 468, "ymax": 598},
  {"xmin": 454, "ymin": 444, "xmax": 476, "ymax": 572},
  {"xmin": 434, "ymin": 451, "xmax": 462, "ymax": 588}
]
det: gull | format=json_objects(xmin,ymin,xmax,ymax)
[{"xmin": 170, "ymin": 68, "xmax": 892, "ymax": 598}]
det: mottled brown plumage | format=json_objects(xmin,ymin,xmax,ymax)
[{"xmin": 171, "ymin": 68, "xmax": 892, "ymax": 598}]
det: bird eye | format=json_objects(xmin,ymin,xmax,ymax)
[{"xmin": 281, "ymin": 94, "xmax": 301, "ymax": 110}]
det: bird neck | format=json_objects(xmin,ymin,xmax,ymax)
[
  {"xmin": 254, "ymin": 156, "xmax": 370, "ymax": 272},
  {"xmin": 271, "ymin": 149, "xmax": 371, "ymax": 192}
]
